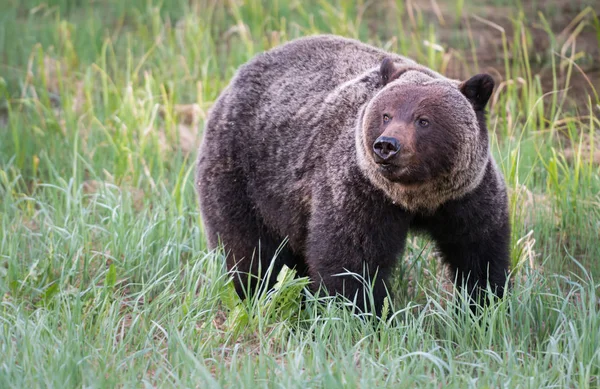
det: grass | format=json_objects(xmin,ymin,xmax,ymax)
[{"xmin": 1, "ymin": 0, "xmax": 599, "ymax": 387}]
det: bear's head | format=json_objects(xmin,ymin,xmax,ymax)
[{"xmin": 356, "ymin": 58, "xmax": 495, "ymax": 212}]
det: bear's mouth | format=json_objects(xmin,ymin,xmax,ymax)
[
  {"xmin": 374, "ymin": 153, "xmax": 417, "ymax": 173},
  {"xmin": 376, "ymin": 162, "xmax": 405, "ymax": 175},
  {"xmin": 376, "ymin": 162, "xmax": 415, "ymax": 182},
  {"xmin": 375, "ymin": 160, "xmax": 405, "ymax": 170}
]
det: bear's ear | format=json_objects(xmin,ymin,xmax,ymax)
[
  {"xmin": 459, "ymin": 74, "xmax": 495, "ymax": 111},
  {"xmin": 380, "ymin": 57, "xmax": 397, "ymax": 85}
]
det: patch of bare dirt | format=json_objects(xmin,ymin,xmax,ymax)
[
  {"xmin": 82, "ymin": 179, "xmax": 145, "ymax": 211},
  {"xmin": 158, "ymin": 103, "xmax": 205, "ymax": 154},
  {"xmin": 509, "ymin": 184, "xmax": 560, "ymax": 228},
  {"xmin": 378, "ymin": 0, "xmax": 599, "ymax": 110},
  {"xmin": 563, "ymin": 132, "xmax": 600, "ymax": 165}
]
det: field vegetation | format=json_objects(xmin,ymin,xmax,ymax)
[{"xmin": 1, "ymin": 0, "xmax": 599, "ymax": 387}]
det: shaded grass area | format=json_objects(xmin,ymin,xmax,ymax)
[{"xmin": 1, "ymin": 0, "xmax": 599, "ymax": 387}]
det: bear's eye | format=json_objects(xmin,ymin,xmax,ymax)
[
  {"xmin": 416, "ymin": 118, "xmax": 430, "ymax": 128},
  {"xmin": 383, "ymin": 114, "xmax": 391, "ymax": 123}
]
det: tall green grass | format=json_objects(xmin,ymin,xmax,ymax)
[{"xmin": 1, "ymin": 0, "xmax": 599, "ymax": 387}]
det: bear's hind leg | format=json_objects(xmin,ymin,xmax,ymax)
[{"xmin": 197, "ymin": 169, "xmax": 298, "ymax": 300}]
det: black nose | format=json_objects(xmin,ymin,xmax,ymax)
[{"xmin": 373, "ymin": 136, "xmax": 401, "ymax": 160}]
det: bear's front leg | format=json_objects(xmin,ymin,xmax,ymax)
[
  {"xmin": 417, "ymin": 177, "xmax": 511, "ymax": 309},
  {"xmin": 436, "ymin": 232, "xmax": 510, "ymax": 308},
  {"xmin": 305, "ymin": 191, "xmax": 411, "ymax": 316}
]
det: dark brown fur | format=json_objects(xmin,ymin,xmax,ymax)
[{"xmin": 196, "ymin": 35, "xmax": 510, "ymax": 315}]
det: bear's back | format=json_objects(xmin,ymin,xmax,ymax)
[
  {"xmin": 221, "ymin": 35, "xmax": 414, "ymax": 134},
  {"xmin": 198, "ymin": 36, "xmax": 413, "ymax": 249}
]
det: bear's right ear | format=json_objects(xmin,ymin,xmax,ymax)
[{"xmin": 380, "ymin": 57, "xmax": 397, "ymax": 85}]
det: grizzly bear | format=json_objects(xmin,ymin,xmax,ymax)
[{"xmin": 196, "ymin": 35, "xmax": 510, "ymax": 315}]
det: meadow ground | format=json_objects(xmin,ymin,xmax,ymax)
[{"xmin": 0, "ymin": 0, "xmax": 599, "ymax": 387}]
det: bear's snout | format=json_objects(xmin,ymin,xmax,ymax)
[{"xmin": 373, "ymin": 136, "xmax": 401, "ymax": 161}]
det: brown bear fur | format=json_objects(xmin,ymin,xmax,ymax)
[{"xmin": 196, "ymin": 35, "xmax": 510, "ymax": 315}]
